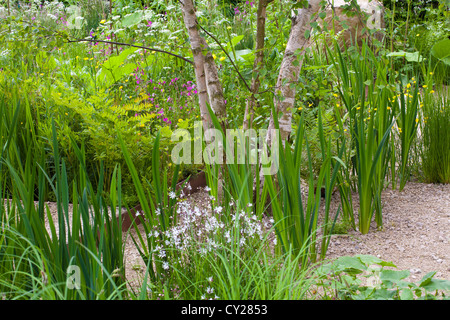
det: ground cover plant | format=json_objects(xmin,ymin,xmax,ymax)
[{"xmin": 0, "ymin": 0, "xmax": 449, "ymax": 301}]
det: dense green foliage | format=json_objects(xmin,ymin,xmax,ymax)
[{"xmin": 0, "ymin": 0, "xmax": 449, "ymax": 300}]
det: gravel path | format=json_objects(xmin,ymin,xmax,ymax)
[
  {"xmin": 36, "ymin": 181, "xmax": 449, "ymax": 288},
  {"xmin": 325, "ymin": 182, "xmax": 450, "ymax": 281}
]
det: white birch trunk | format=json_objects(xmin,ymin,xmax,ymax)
[
  {"xmin": 180, "ymin": 0, "xmax": 213, "ymax": 132},
  {"xmin": 266, "ymin": 0, "xmax": 323, "ymax": 147}
]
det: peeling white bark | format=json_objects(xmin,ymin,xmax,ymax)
[
  {"xmin": 180, "ymin": 0, "xmax": 213, "ymax": 132},
  {"xmin": 180, "ymin": 0, "xmax": 227, "ymax": 166},
  {"xmin": 266, "ymin": 0, "xmax": 323, "ymax": 147}
]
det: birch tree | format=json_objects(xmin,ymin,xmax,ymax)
[
  {"xmin": 180, "ymin": 0, "xmax": 227, "ymax": 134},
  {"xmin": 265, "ymin": 0, "xmax": 323, "ymax": 148}
]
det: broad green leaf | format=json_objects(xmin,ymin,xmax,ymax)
[
  {"xmin": 419, "ymin": 271, "xmax": 437, "ymax": 287},
  {"xmin": 380, "ymin": 269, "xmax": 410, "ymax": 283},
  {"xmin": 122, "ymin": 12, "xmax": 144, "ymax": 28},
  {"xmin": 386, "ymin": 50, "xmax": 424, "ymax": 62},
  {"xmin": 234, "ymin": 49, "xmax": 254, "ymax": 62},
  {"xmin": 334, "ymin": 256, "xmax": 367, "ymax": 273},
  {"xmin": 101, "ymin": 47, "xmax": 138, "ymax": 70},
  {"xmin": 420, "ymin": 275, "xmax": 450, "ymax": 291},
  {"xmin": 431, "ymin": 39, "xmax": 450, "ymax": 66},
  {"xmin": 231, "ymin": 35, "xmax": 244, "ymax": 48},
  {"xmin": 357, "ymin": 255, "xmax": 397, "ymax": 268},
  {"xmin": 400, "ymin": 289, "xmax": 414, "ymax": 300}
]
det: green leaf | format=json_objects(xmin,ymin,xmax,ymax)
[
  {"xmin": 400, "ymin": 289, "xmax": 414, "ymax": 300},
  {"xmin": 419, "ymin": 271, "xmax": 437, "ymax": 287},
  {"xmin": 422, "ymin": 279, "xmax": 450, "ymax": 292},
  {"xmin": 333, "ymin": 256, "xmax": 367, "ymax": 273},
  {"xmin": 231, "ymin": 35, "xmax": 244, "ymax": 48},
  {"xmin": 380, "ymin": 269, "xmax": 410, "ymax": 283},
  {"xmin": 357, "ymin": 255, "xmax": 397, "ymax": 268},
  {"xmin": 234, "ymin": 49, "xmax": 254, "ymax": 62},
  {"xmin": 122, "ymin": 12, "xmax": 144, "ymax": 28},
  {"xmin": 304, "ymin": 29, "xmax": 310, "ymax": 40},
  {"xmin": 431, "ymin": 39, "xmax": 450, "ymax": 66},
  {"xmin": 419, "ymin": 271, "xmax": 450, "ymax": 291},
  {"xmin": 386, "ymin": 50, "xmax": 424, "ymax": 62}
]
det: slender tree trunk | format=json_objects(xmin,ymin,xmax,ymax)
[
  {"xmin": 180, "ymin": 0, "xmax": 214, "ymax": 133},
  {"xmin": 243, "ymin": 0, "xmax": 273, "ymax": 130},
  {"xmin": 180, "ymin": 0, "xmax": 228, "ymax": 174},
  {"xmin": 201, "ymin": 37, "xmax": 228, "ymax": 132},
  {"xmin": 266, "ymin": 0, "xmax": 322, "ymax": 147}
]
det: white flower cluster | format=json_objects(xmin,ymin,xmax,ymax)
[{"xmin": 147, "ymin": 195, "xmax": 273, "ymax": 270}]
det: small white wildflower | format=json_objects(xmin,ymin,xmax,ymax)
[
  {"xmin": 214, "ymin": 295, "xmax": 219, "ymax": 299},
  {"xmin": 169, "ymin": 191, "xmax": 176, "ymax": 199},
  {"xmin": 158, "ymin": 250, "xmax": 166, "ymax": 258},
  {"xmin": 207, "ymin": 277, "xmax": 213, "ymax": 282},
  {"xmin": 206, "ymin": 287, "xmax": 214, "ymax": 294},
  {"xmin": 214, "ymin": 206, "xmax": 223, "ymax": 214},
  {"xmin": 201, "ymin": 295, "xmax": 205, "ymax": 300},
  {"xmin": 135, "ymin": 210, "xmax": 141, "ymax": 217},
  {"xmin": 269, "ymin": 218, "xmax": 274, "ymax": 224},
  {"xmin": 162, "ymin": 262, "xmax": 169, "ymax": 270},
  {"xmin": 204, "ymin": 186, "xmax": 211, "ymax": 192}
]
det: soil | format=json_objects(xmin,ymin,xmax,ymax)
[{"xmin": 38, "ymin": 181, "xmax": 449, "ymax": 290}]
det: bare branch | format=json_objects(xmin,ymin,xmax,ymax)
[{"xmin": 66, "ymin": 38, "xmax": 194, "ymax": 65}]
